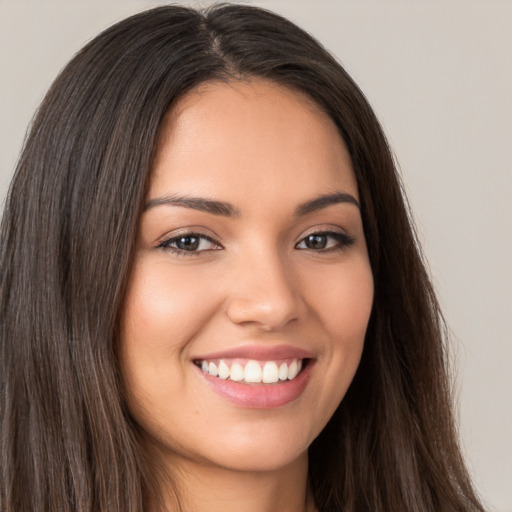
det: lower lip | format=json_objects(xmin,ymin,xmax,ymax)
[{"xmin": 195, "ymin": 361, "xmax": 314, "ymax": 409}]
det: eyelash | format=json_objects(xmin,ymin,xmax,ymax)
[
  {"xmin": 157, "ymin": 230, "xmax": 355, "ymax": 256},
  {"xmin": 295, "ymin": 231, "xmax": 355, "ymax": 252},
  {"xmin": 157, "ymin": 232, "xmax": 222, "ymax": 256}
]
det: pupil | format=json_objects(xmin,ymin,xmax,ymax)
[
  {"xmin": 307, "ymin": 234, "xmax": 327, "ymax": 249},
  {"xmin": 177, "ymin": 236, "xmax": 199, "ymax": 251}
]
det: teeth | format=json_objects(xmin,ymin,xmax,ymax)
[
  {"xmin": 262, "ymin": 362, "xmax": 279, "ymax": 383},
  {"xmin": 218, "ymin": 360, "xmax": 230, "ymax": 379},
  {"xmin": 208, "ymin": 361, "xmax": 218, "ymax": 377},
  {"xmin": 244, "ymin": 361, "xmax": 262, "ymax": 383},
  {"xmin": 198, "ymin": 358, "xmax": 304, "ymax": 384},
  {"xmin": 288, "ymin": 360, "xmax": 298, "ymax": 380},
  {"xmin": 229, "ymin": 362, "xmax": 244, "ymax": 381}
]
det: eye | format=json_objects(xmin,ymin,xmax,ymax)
[
  {"xmin": 157, "ymin": 233, "xmax": 221, "ymax": 254},
  {"xmin": 295, "ymin": 231, "xmax": 355, "ymax": 251}
]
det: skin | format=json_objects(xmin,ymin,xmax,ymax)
[{"xmin": 118, "ymin": 79, "xmax": 374, "ymax": 512}]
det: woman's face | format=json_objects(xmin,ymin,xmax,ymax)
[{"xmin": 119, "ymin": 79, "xmax": 374, "ymax": 474}]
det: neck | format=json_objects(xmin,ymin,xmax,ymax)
[{"xmin": 152, "ymin": 450, "xmax": 316, "ymax": 512}]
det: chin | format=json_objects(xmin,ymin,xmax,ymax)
[
  {"xmin": 147, "ymin": 416, "xmax": 314, "ymax": 475},
  {"xmin": 207, "ymin": 420, "xmax": 316, "ymax": 472},
  {"xmin": 209, "ymin": 444, "xmax": 309, "ymax": 474}
]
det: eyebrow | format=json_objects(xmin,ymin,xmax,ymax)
[
  {"xmin": 294, "ymin": 192, "xmax": 360, "ymax": 216},
  {"xmin": 145, "ymin": 195, "xmax": 240, "ymax": 216},
  {"xmin": 144, "ymin": 191, "xmax": 359, "ymax": 217}
]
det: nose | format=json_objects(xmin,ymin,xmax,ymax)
[{"xmin": 225, "ymin": 248, "xmax": 306, "ymax": 331}]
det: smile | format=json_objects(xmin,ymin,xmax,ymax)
[
  {"xmin": 195, "ymin": 358, "xmax": 304, "ymax": 384},
  {"xmin": 192, "ymin": 345, "xmax": 315, "ymax": 408}
]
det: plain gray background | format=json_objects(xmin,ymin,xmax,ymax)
[{"xmin": 1, "ymin": 1, "xmax": 511, "ymax": 511}]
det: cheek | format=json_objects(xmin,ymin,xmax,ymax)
[
  {"xmin": 303, "ymin": 258, "xmax": 373, "ymax": 419},
  {"xmin": 120, "ymin": 259, "xmax": 221, "ymax": 353},
  {"xmin": 117, "ymin": 259, "xmax": 222, "ymax": 445},
  {"xmin": 334, "ymin": 271, "xmax": 373, "ymax": 344},
  {"xmin": 308, "ymin": 257, "xmax": 374, "ymax": 342},
  {"xmin": 330, "ymin": 261, "xmax": 373, "ymax": 373},
  {"xmin": 117, "ymin": 259, "xmax": 222, "ymax": 416}
]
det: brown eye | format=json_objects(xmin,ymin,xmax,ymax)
[
  {"xmin": 158, "ymin": 233, "xmax": 221, "ymax": 254},
  {"xmin": 175, "ymin": 236, "xmax": 200, "ymax": 251},
  {"xmin": 304, "ymin": 234, "xmax": 328, "ymax": 250},
  {"xmin": 295, "ymin": 231, "xmax": 355, "ymax": 251}
]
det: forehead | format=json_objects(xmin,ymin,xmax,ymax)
[{"xmin": 150, "ymin": 79, "xmax": 358, "ymax": 207}]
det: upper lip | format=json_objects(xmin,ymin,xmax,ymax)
[{"xmin": 193, "ymin": 344, "xmax": 315, "ymax": 361}]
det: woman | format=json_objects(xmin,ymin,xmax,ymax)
[{"xmin": 0, "ymin": 4, "xmax": 486, "ymax": 512}]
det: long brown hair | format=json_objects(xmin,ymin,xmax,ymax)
[{"xmin": 0, "ymin": 4, "xmax": 485, "ymax": 511}]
